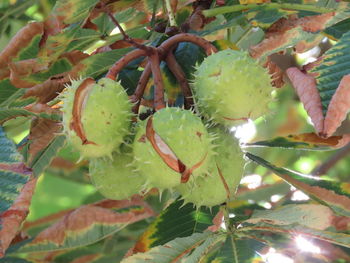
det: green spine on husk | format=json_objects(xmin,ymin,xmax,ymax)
[
  {"xmin": 89, "ymin": 153, "xmax": 146, "ymax": 200},
  {"xmin": 61, "ymin": 78, "xmax": 132, "ymax": 158},
  {"xmin": 133, "ymin": 107, "xmax": 214, "ymax": 191},
  {"xmin": 176, "ymin": 126, "xmax": 245, "ymax": 207},
  {"xmin": 193, "ymin": 49, "xmax": 273, "ymax": 127}
]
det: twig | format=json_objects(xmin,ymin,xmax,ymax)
[
  {"xmin": 202, "ymin": 3, "xmax": 335, "ymax": 18},
  {"xmin": 106, "ymin": 49, "xmax": 147, "ymax": 80},
  {"xmin": 164, "ymin": 0, "xmax": 177, "ymax": 27},
  {"xmin": 165, "ymin": 51, "xmax": 193, "ymax": 109},
  {"xmin": 159, "ymin": 33, "xmax": 218, "ymax": 56},
  {"xmin": 131, "ymin": 62, "xmax": 152, "ymax": 114},
  {"xmin": 105, "ymin": 7, "xmax": 150, "ymax": 52},
  {"xmin": 149, "ymin": 49, "xmax": 166, "ymax": 110},
  {"xmin": 312, "ymin": 143, "xmax": 350, "ymax": 175}
]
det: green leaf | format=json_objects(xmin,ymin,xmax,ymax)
[
  {"xmin": 239, "ymin": 221, "xmax": 350, "ymax": 248},
  {"xmin": 72, "ymin": 48, "xmax": 132, "ymax": 78},
  {"xmin": 65, "ymin": 29, "xmax": 101, "ymax": 52},
  {"xmin": 52, "ymin": 0, "xmax": 99, "ymax": 24},
  {"xmin": 245, "ymin": 133, "xmax": 349, "ymax": 150},
  {"xmin": 118, "ymin": 67, "xmax": 143, "ymax": 96},
  {"xmin": 246, "ymin": 153, "xmax": 350, "ymax": 217},
  {"xmin": 40, "ymin": 26, "xmax": 98, "ymax": 61},
  {"xmin": 16, "ymin": 34, "xmax": 41, "ymax": 61},
  {"xmin": 246, "ymin": 6, "xmax": 287, "ymax": 29},
  {"xmin": 0, "ymin": 126, "xmax": 31, "ymax": 213},
  {"xmin": 29, "ymin": 135, "xmax": 66, "ymax": 177},
  {"xmin": 133, "ymin": 199, "xmax": 219, "ymax": 253},
  {"xmin": 245, "ymin": 204, "xmax": 334, "ymax": 230},
  {"xmin": 173, "ymin": 42, "xmax": 206, "ymax": 81},
  {"xmin": 0, "ymin": 79, "xmax": 21, "ymax": 106},
  {"xmin": 0, "ymin": 0, "xmax": 35, "ymax": 31},
  {"xmin": 183, "ymin": 234, "xmax": 226, "ymax": 263},
  {"xmin": 228, "ymin": 23, "xmax": 265, "ymax": 50},
  {"xmin": 29, "ymin": 58, "xmax": 74, "ymax": 82},
  {"xmin": 324, "ymin": 18, "xmax": 350, "ymax": 40},
  {"xmin": 121, "ymin": 232, "xmax": 217, "ymax": 263},
  {"xmin": 0, "ymin": 257, "xmax": 32, "ymax": 263},
  {"xmin": 212, "ymin": 236, "xmax": 264, "ymax": 263},
  {"xmin": 236, "ymin": 182, "xmax": 290, "ymax": 202},
  {"xmin": 311, "ymin": 29, "xmax": 350, "ymax": 114},
  {"xmin": 0, "ymin": 108, "xmax": 61, "ymax": 124}
]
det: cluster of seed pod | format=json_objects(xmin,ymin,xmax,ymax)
[{"xmin": 61, "ymin": 40, "xmax": 273, "ymax": 207}]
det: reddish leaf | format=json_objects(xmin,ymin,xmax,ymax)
[
  {"xmin": 24, "ymin": 103, "xmax": 62, "ymax": 117},
  {"xmin": 28, "ymin": 119, "xmax": 62, "ymax": 163},
  {"xmin": 9, "ymin": 59, "xmax": 49, "ymax": 88},
  {"xmin": 250, "ymin": 13, "xmax": 336, "ymax": 59},
  {"xmin": 207, "ymin": 210, "xmax": 224, "ymax": 232},
  {"xmin": 70, "ymin": 254, "xmax": 102, "ymax": 263},
  {"xmin": 0, "ymin": 178, "xmax": 37, "ymax": 257},
  {"xmin": 0, "ymin": 22, "xmax": 43, "ymax": 80},
  {"xmin": 20, "ymin": 197, "xmax": 155, "ymax": 252},
  {"xmin": 248, "ymin": 133, "xmax": 350, "ymax": 150},
  {"xmin": 60, "ymin": 51, "xmax": 89, "ymax": 65},
  {"xmin": 286, "ymin": 67, "xmax": 324, "ymax": 134},
  {"xmin": 23, "ymin": 75, "xmax": 69, "ymax": 103},
  {"xmin": 324, "ymin": 74, "xmax": 350, "ymax": 137},
  {"xmin": 265, "ymin": 57, "xmax": 284, "ymax": 88}
]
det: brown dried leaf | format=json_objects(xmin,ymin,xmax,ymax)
[
  {"xmin": 21, "ymin": 51, "xmax": 87, "ymax": 101},
  {"xmin": 70, "ymin": 254, "xmax": 102, "ymax": 263},
  {"xmin": 250, "ymin": 13, "xmax": 335, "ymax": 59},
  {"xmin": 323, "ymin": 75, "xmax": 350, "ymax": 137},
  {"xmin": 0, "ymin": 22, "xmax": 43, "ymax": 80},
  {"xmin": 286, "ymin": 67, "xmax": 324, "ymax": 134},
  {"xmin": 265, "ymin": 57, "xmax": 285, "ymax": 88},
  {"xmin": 294, "ymin": 34, "xmax": 324, "ymax": 54},
  {"xmin": 8, "ymin": 59, "xmax": 49, "ymax": 88},
  {"xmin": 299, "ymin": 12, "xmax": 335, "ymax": 33},
  {"xmin": 43, "ymin": 14, "xmax": 65, "ymax": 37},
  {"xmin": 206, "ymin": 210, "xmax": 224, "ymax": 232},
  {"xmin": 23, "ymin": 74, "xmax": 69, "ymax": 103},
  {"xmin": 109, "ymin": 39, "xmax": 146, "ymax": 50},
  {"xmin": 0, "ymin": 178, "xmax": 37, "ymax": 257},
  {"xmin": 28, "ymin": 119, "xmax": 62, "ymax": 163},
  {"xmin": 60, "ymin": 51, "xmax": 89, "ymax": 65},
  {"xmin": 24, "ymin": 103, "xmax": 62, "ymax": 116},
  {"xmin": 27, "ymin": 197, "xmax": 154, "ymax": 247}
]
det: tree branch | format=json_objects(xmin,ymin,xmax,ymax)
[
  {"xmin": 106, "ymin": 49, "xmax": 147, "ymax": 80},
  {"xmin": 165, "ymin": 51, "xmax": 193, "ymax": 109},
  {"xmin": 149, "ymin": 50, "xmax": 166, "ymax": 111},
  {"xmin": 158, "ymin": 33, "xmax": 218, "ymax": 56},
  {"xmin": 312, "ymin": 143, "xmax": 350, "ymax": 175},
  {"xmin": 131, "ymin": 62, "xmax": 152, "ymax": 114}
]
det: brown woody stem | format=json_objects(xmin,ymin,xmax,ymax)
[
  {"xmin": 105, "ymin": 8, "xmax": 150, "ymax": 52},
  {"xmin": 131, "ymin": 62, "xmax": 152, "ymax": 114},
  {"xmin": 165, "ymin": 51, "xmax": 193, "ymax": 109},
  {"xmin": 106, "ymin": 49, "xmax": 147, "ymax": 80},
  {"xmin": 149, "ymin": 49, "xmax": 166, "ymax": 110},
  {"xmin": 159, "ymin": 33, "xmax": 218, "ymax": 56}
]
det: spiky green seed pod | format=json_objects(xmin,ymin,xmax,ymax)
[
  {"xmin": 61, "ymin": 78, "xmax": 132, "ymax": 158},
  {"xmin": 89, "ymin": 153, "xmax": 146, "ymax": 200},
  {"xmin": 193, "ymin": 49, "xmax": 273, "ymax": 126},
  {"xmin": 177, "ymin": 126, "xmax": 245, "ymax": 207},
  {"xmin": 133, "ymin": 107, "xmax": 214, "ymax": 191}
]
